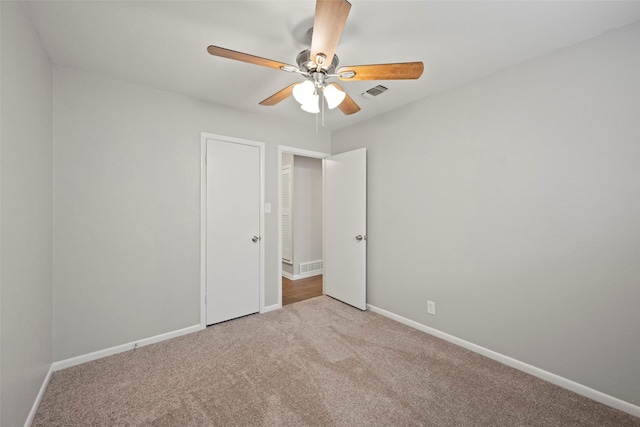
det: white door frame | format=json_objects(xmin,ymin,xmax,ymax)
[
  {"xmin": 277, "ymin": 145, "xmax": 330, "ymax": 308},
  {"xmin": 200, "ymin": 132, "xmax": 266, "ymax": 328}
]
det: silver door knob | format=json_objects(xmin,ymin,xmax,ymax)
[
  {"xmin": 355, "ymin": 235, "xmax": 363, "ymax": 241},
  {"xmin": 252, "ymin": 236, "xmax": 261, "ymax": 243}
]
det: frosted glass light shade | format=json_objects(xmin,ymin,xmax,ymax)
[
  {"xmin": 323, "ymin": 84, "xmax": 346, "ymax": 109},
  {"xmin": 300, "ymin": 94, "xmax": 320, "ymax": 113},
  {"xmin": 293, "ymin": 80, "xmax": 315, "ymax": 105}
]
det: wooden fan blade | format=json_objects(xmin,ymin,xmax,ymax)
[
  {"xmin": 329, "ymin": 83, "xmax": 360, "ymax": 115},
  {"xmin": 207, "ymin": 45, "xmax": 294, "ymax": 71},
  {"xmin": 259, "ymin": 83, "xmax": 298, "ymax": 106},
  {"xmin": 310, "ymin": 0, "xmax": 351, "ymax": 70},
  {"xmin": 337, "ymin": 62, "xmax": 424, "ymax": 81}
]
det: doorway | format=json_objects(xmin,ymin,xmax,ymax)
[{"xmin": 278, "ymin": 146, "xmax": 329, "ymax": 307}]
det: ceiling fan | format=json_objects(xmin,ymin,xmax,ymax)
[{"xmin": 207, "ymin": 0, "xmax": 424, "ymax": 116}]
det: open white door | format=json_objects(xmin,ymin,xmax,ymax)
[{"xmin": 324, "ymin": 148, "xmax": 367, "ymax": 310}]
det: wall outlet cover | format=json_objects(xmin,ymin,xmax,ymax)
[{"xmin": 427, "ymin": 300, "xmax": 436, "ymax": 315}]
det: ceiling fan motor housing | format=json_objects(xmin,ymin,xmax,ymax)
[{"xmin": 296, "ymin": 49, "xmax": 339, "ymax": 74}]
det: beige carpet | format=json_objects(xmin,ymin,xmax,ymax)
[{"xmin": 34, "ymin": 296, "xmax": 639, "ymax": 426}]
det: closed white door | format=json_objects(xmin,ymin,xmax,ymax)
[
  {"xmin": 206, "ymin": 138, "xmax": 261, "ymax": 325},
  {"xmin": 324, "ymin": 148, "xmax": 367, "ymax": 310}
]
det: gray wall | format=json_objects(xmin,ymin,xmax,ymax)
[
  {"xmin": 0, "ymin": 2, "xmax": 54, "ymax": 425},
  {"xmin": 53, "ymin": 67, "xmax": 330, "ymax": 361},
  {"xmin": 332, "ymin": 22, "xmax": 640, "ymax": 406},
  {"xmin": 292, "ymin": 155, "xmax": 323, "ymax": 275}
]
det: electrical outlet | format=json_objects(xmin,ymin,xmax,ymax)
[{"xmin": 427, "ymin": 300, "xmax": 436, "ymax": 315}]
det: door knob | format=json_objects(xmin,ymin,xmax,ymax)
[
  {"xmin": 252, "ymin": 236, "xmax": 261, "ymax": 243},
  {"xmin": 355, "ymin": 235, "xmax": 364, "ymax": 241}
]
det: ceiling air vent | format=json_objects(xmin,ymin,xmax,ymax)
[{"xmin": 361, "ymin": 85, "xmax": 388, "ymax": 99}]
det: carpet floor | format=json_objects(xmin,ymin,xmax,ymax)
[{"xmin": 34, "ymin": 296, "xmax": 639, "ymax": 426}]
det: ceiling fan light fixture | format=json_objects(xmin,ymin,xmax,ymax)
[
  {"xmin": 300, "ymin": 94, "xmax": 320, "ymax": 113},
  {"xmin": 293, "ymin": 80, "xmax": 315, "ymax": 104},
  {"xmin": 323, "ymin": 84, "xmax": 346, "ymax": 109}
]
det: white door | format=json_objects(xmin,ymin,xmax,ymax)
[
  {"xmin": 324, "ymin": 148, "xmax": 367, "ymax": 310},
  {"xmin": 206, "ymin": 138, "xmax": 261, "ymax": 325}
]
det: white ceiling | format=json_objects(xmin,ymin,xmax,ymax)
[{"xmin": 24, "ymin": 0, "xmax": 640, "ymax": 131}]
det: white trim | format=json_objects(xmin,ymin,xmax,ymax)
[
  {"xmin": 52, "ymin": 324, "xmax": 201, "ymax": 371},
  {"xmin": 367, "ymin": 304, "xmax": 640, "ymax": 419},
  {"xmin": 262, "ymin": 303, "xmax": 281, "ymax": 313},
  {"xmin": 24, "ymin": 365, "xmax": 53, "ymax": 427},
  {"xmin": 277, "ymin": 146, "xmax": 330, "ymax": 308},
  {"xmin": 282, "ymin": 270, "xmax": 323, "ymax": 281},
  {"xmin": 293, "ymin": 270, "xmax": 324, "ymax": 280},
  {"xmin": 258, "ymin": 142, "xmax": 266, "ymax": 315},
  {"xmin": 296, "ymin": 269, "xmax": 323, "ymax": 279},
  {"xmin": 200, "ymin": 136, "xmax": 207, "ymax": 328},
  {"xmin": 201, "ymin": 133, "xmax": 266, "ymax": 327}
]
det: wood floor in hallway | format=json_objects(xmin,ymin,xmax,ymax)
[{"xmin": 282, "ymin": 275, "xmax": 323, "ymax": 306}]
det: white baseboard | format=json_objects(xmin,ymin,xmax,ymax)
[
  {"xmin": 367, "ymin": 304, "xmax": 640, "ymax": 419},
  {"xmin": 282, "ymin": 269, "xmax": 323, "ymax": 281},
  {"xmin": 52, "ymin": 324, "xmax": 202, "ymax": 371},
  {"xmin": 24, "ymin": 365, "xmax": 54, "ymax": 427},
  {"xmin": 262, "ymin": 303, "xmax": 281, "ymax": 313},
  {"xmin": 296, "ymin": 269, "xmax": 323, "ymax": 279}
]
